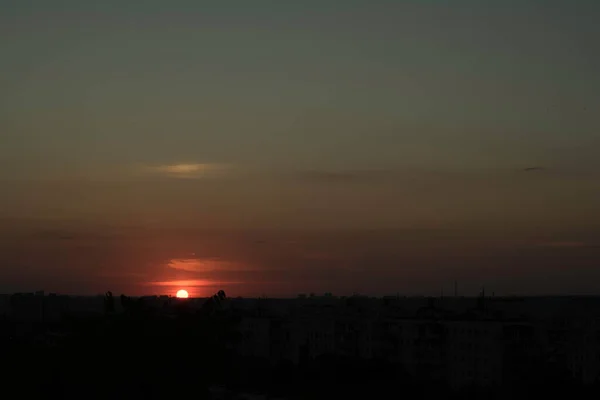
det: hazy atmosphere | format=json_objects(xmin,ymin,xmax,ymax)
[{"xmin": 1, "ymin": 0, "xmax": 599, "ymax": 297}]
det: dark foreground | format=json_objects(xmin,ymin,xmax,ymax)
[{"xmin": 3, "ymin": 292, "xmax": 600, "ymax": 399}]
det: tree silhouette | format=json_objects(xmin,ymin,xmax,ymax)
[{"xmin": 104, "ymin": 291, "xmax": 115, "ymax": 314}]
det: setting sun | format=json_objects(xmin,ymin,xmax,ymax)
[{"xmin": 176, "ymin": 289, "xmax": 189, "ymax": 298}]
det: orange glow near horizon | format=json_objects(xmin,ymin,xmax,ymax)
[
  {"xmin": 176, "ymin": 289, "xmax": 189, "ymax": 298},
  {"xmin": 146, "ymin": 279, "xmax": 215, "ymax": 287}
]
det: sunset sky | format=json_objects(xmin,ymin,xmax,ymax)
[{"xmin": 1, "ymin": 0, "xmax": 599, "ymax": 297}]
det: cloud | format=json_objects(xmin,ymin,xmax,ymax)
[
  {"xmin": 289, "ymin": 169, "xmax": 396, "ymax": 184},
  {"xmin": 97, "ymin": 271, "xmax": 148, "ymax": 279},
  {"xmin": 523, "ymin": 167, "xmax": 545, "ymax": 172},
  {"xmin": 301, "ymin": 251, "xmax": 344, "ymax": 261},
  {"xmin": 167, "ymin": 258, "xmax": 244, "ymax": 273},
  {"xmin": 138, "ymin": 163, "xmax": 232, "ymax": 179},
  {"xmin": 536, "ymin": 241, "xmax": 598, "ymax": 248},
  {"xmin": 142, "ymin": 279, "xmax": 242, "ymax": 287},
  {"xmin": 29, "ymin": 229, "xmax": 120, "ymax": 242}
]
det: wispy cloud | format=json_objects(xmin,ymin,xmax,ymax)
[
  {"xmin": 167, "ymin": 258, "xmax": 242, "ymax": 273},
  {"xmin": 301, "ymin": 251, "xmax": 343, "ymax": 261},
  {"xmin": 138, "ymin": 163, "xmax": 232, "ymax": 179},
  {"xmin": 142, "ymin": 280, "xmax": 241, "ymax": 287},
  {"xmin": 289, "ymin": 169, "xmax": 396, "ymax": 184},
  {"xmin": 97, "ymin": 271, "xmax": 148, "ymax": 279},
  {"xmin": 523, "ymin": 167, "xmax": 546, "ymax": 172},
  {"xmin": 536, "ymin": 241, "xmax": 598, "ymax": 248}
]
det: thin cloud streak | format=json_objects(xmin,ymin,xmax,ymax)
[
  {"xmin": 537, "ymin": 241, "xmax": 599, "ymax": 249},
  {"xmin": 167, "ymin": 258, "xmax": 243, "ymax": 273},
  {"xmin": 288, "ymin": 169, "xmax": 396, "ymax": 184},
  {"xmin": 137, "ymin": 163, "xmax": 233, "ymax": 179},
  {"xmin": 143, "ymin": 280, "xmax": 244, "ymax": 287},
  {"xmin": 121, "ymin": 163, "xmax": 600, "ymax": 185}
]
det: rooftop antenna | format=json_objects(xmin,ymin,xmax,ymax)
[{"xmin": 478, "ymin": 286, "xmax": 486, "ymax": 311}]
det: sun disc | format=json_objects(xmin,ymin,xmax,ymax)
[{"xmin": 176, "ymin": 289, "xmax": 189, "ymax": 298}]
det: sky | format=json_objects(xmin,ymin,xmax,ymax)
[{"xmin": 1, "ymin": 0, "xmax": 599, "ymax": 297}]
